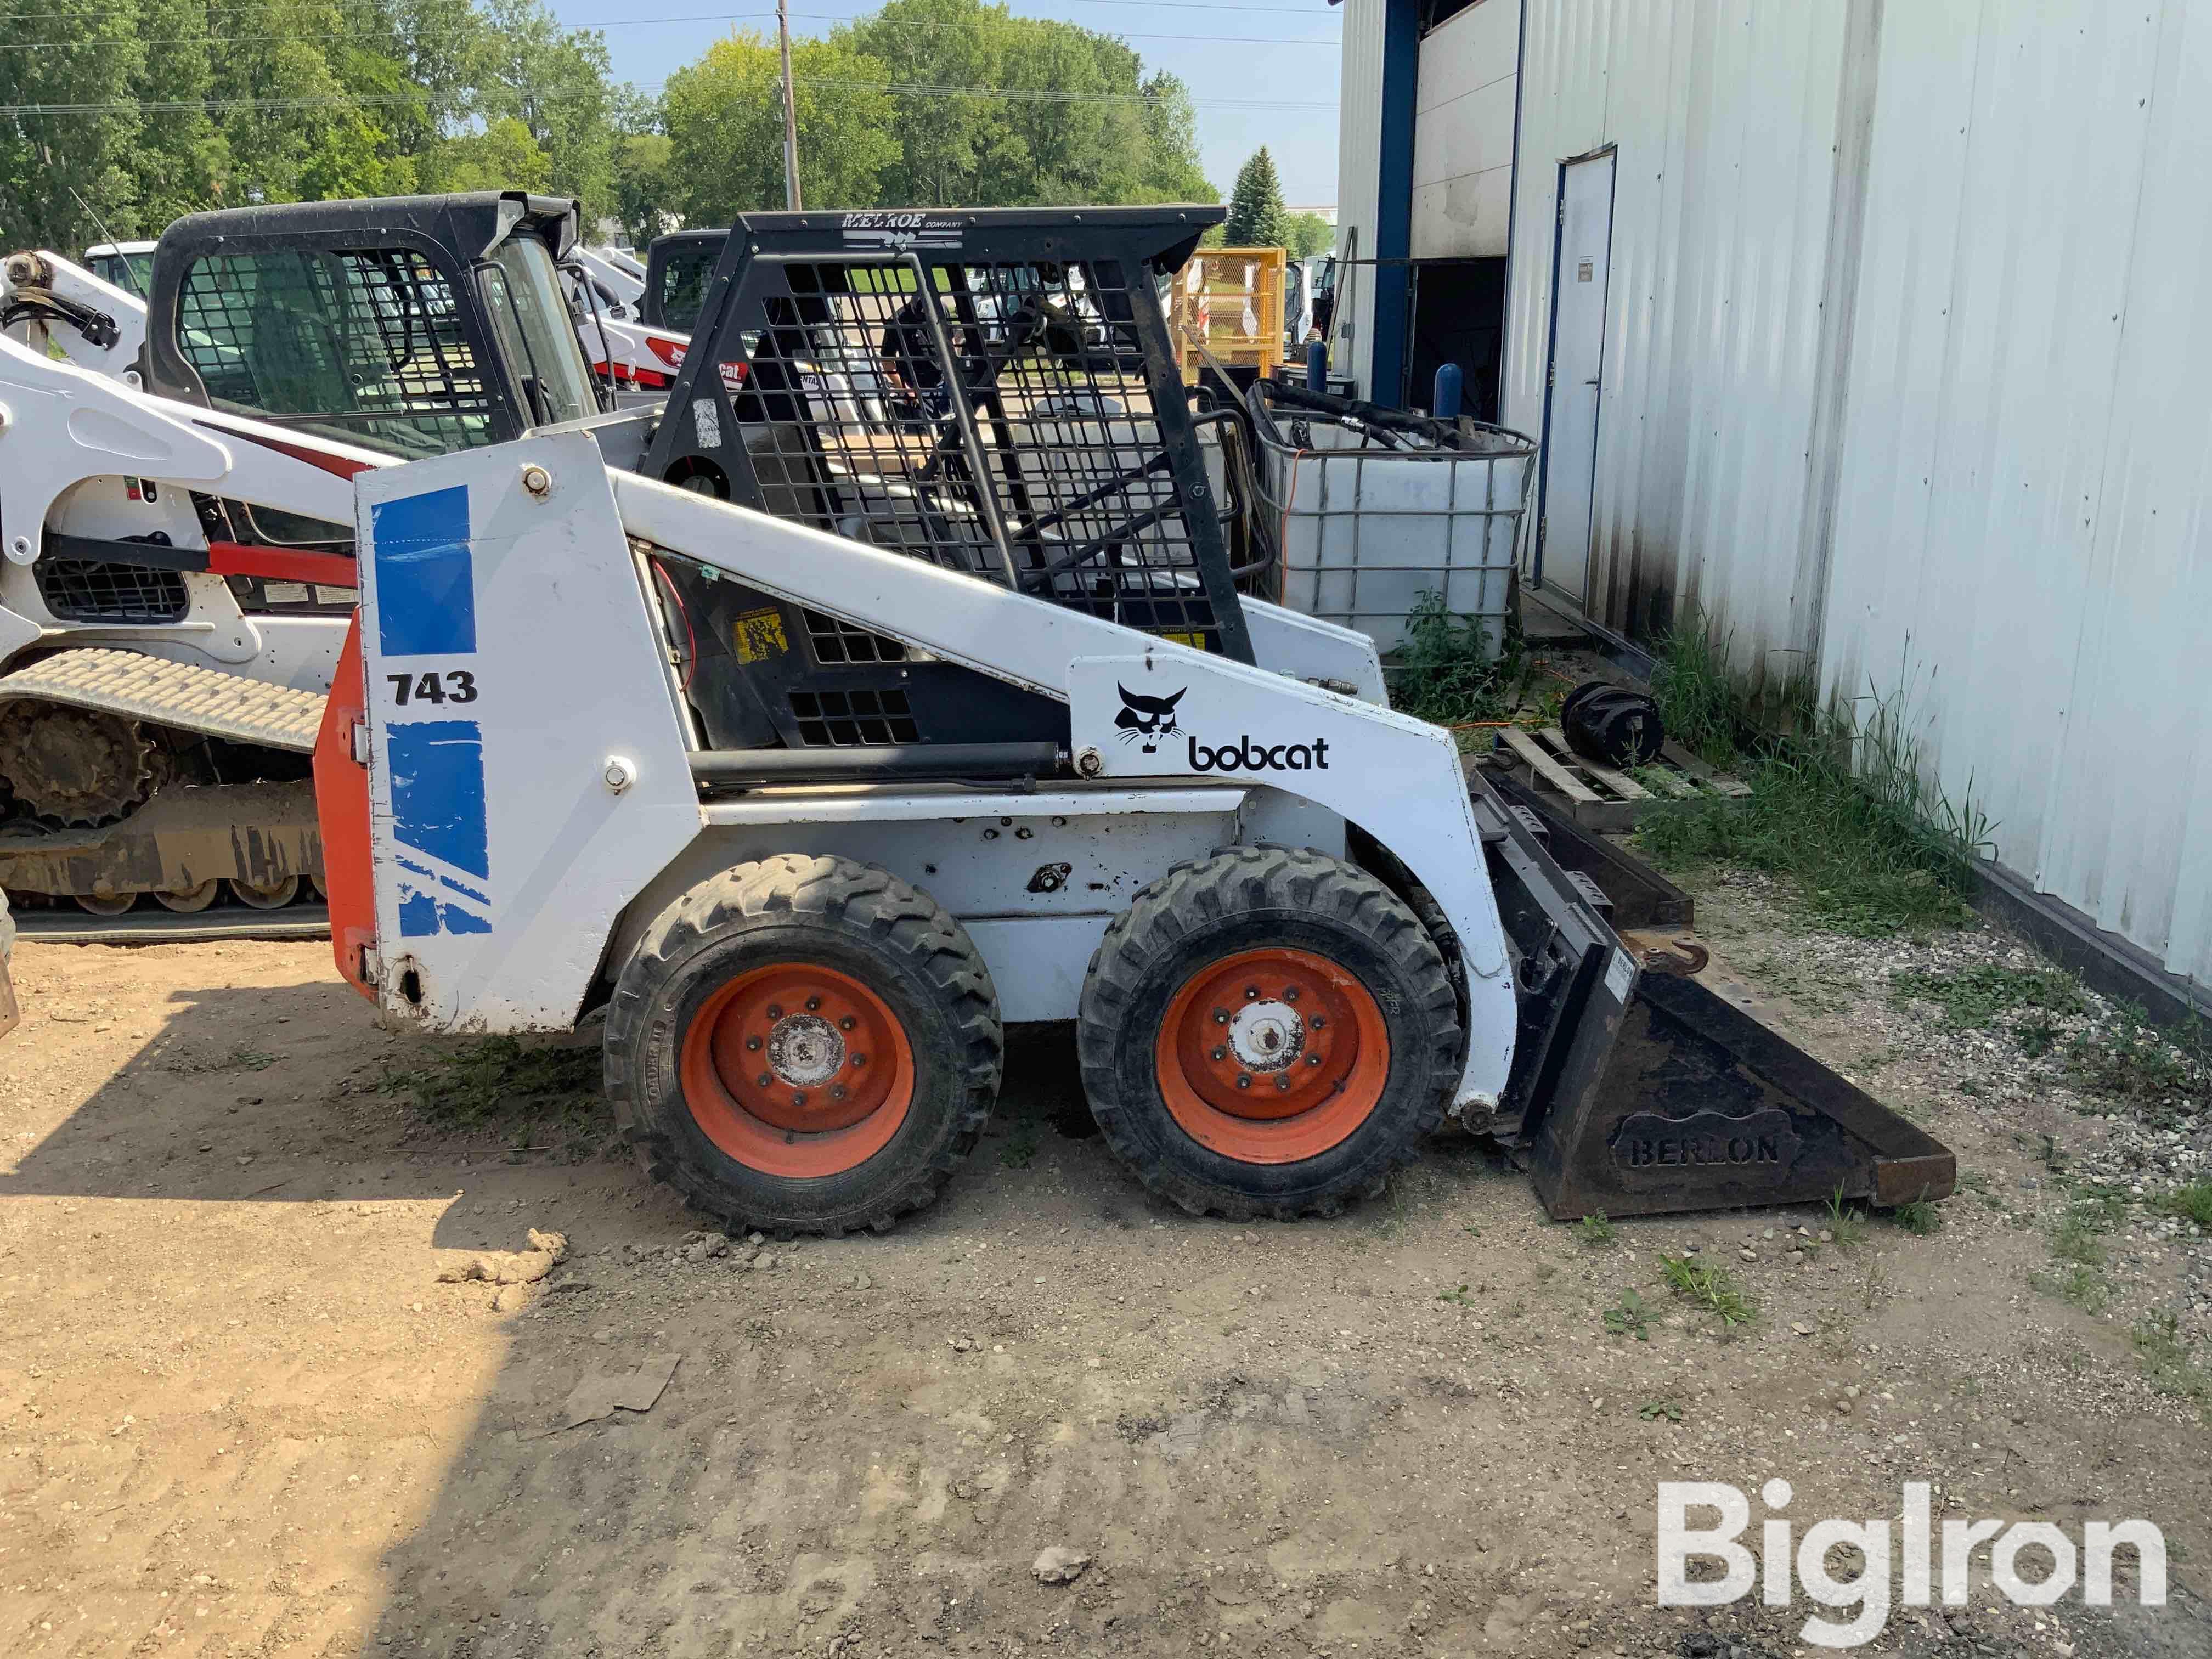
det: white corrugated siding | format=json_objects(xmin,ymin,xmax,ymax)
[
  {"xmin": 1483, "ymin": 0, "xmax": 2212, "ymax": 987},
  {"xmin": 1334, "ymin": 0, "xmax": 1389, "ymax": 396},
  {"xmin": 1501, "ymin": 0, "xmax": 1852, "ymax": 648},
  {"xmin": 1817, "ymin": 0, "xmax": 2212, "ymax": 987},
  {"xmin": 1412, "ymin": 0, "xmax": 1519, "ymax": 259}
]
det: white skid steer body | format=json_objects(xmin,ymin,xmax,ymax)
[{"xmin": 341, "ymin": 432, "xmax": 1520, "ymax": 1119}]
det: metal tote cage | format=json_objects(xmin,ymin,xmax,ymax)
[
  {"xmin": 1246, "ymin": 380, "xmax": 1538, "ymax": 658},
  {"xmin": 640, "ymin": 206, "xmax": 1255, "ymax": 664}
]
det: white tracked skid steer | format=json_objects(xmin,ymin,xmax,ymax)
[
  {"xmin": 0, "ymin": 193, "xmax": 613, "ymax": 923},
  {"xmin": 3, "ymin": 196, "xmax": 1952, "ymax": 1230}
]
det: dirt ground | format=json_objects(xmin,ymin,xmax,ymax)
[{"xmin": 3, "ymin": 873, "xmax": 2210, "ymax": 1659}]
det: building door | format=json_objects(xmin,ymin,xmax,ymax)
[{"xmin": 1538, "ymin": 151, "xmax": 1615, "ymax": 608}]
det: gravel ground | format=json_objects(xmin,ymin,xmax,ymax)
[{"xmin": 1, "ymin": 862, "xmax": 2208, "ymax": 1658}]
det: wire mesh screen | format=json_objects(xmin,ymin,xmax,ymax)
[
  {"xmin": 176, "ymin": 249, "xmax": 496, "ymax": 458},
  {"xmin": 712, "ymin": 257, "xmax": 1228, "ymax": 651},
  {"xmin": 34, "ymin": 558, "xmax": 188, "ymax": 623}
]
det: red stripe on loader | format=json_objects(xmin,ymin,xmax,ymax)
[{"xmin": 207, "ymin": 541, "xmax": 356, "ymax": 587}]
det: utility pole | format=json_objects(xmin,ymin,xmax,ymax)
[{"xmin": 777, "ymin": 0, "xmax": 803, "ymax": 210}]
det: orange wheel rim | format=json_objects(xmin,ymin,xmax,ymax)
[
  {"xmin": 679, "ymin": 963, "xmax": 915, "ymax": 1178},
  {"xmin": 1154, "ymin": 946, "xmax": 1390, "ymax": 1165}
]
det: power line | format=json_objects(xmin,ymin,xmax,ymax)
[
  {"xmin": 0, "ymin": 14, "xmax": 1342, "ymax": 50},
  {"xmin": 0, "ymin": 77, "xmax": 1334, "ymax": 115},
  {"xmin": 2, "ymin": 0, "xmax": 1335, "ymax": 18}
]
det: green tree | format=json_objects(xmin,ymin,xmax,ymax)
[
  {"xmin": 0, "ymin": 0, "xmax": 146, "ymax": 250},
  {"xmin": 430, "ymin": 115, "xmax": 551, "ymax": 191},
  {"xmin": 1136, "ymin": 72, "xmax": 1214, "ymax": 203},
  {"xmin": 662, "ymin": 31, "xmax": 899, "ymax": 221},
  {"xmin": 1285, "ymin": 210, "xmax": 1334, "ymax": 259},
  {"xmin": 124, "ymin": 0, "xmax": 230, "ymax": 233},
  {"xmin": 467, "ymin": 0, "xmax": 619, "ymax": 208},
  {"xmin": 849, "ymin": 0, "xmax": 1007, "ymax": 207},
  {"xmin": 1223, "ymin": 146, "xmax": 1290, "ymax": 247},
  {"xmin": 611, "ymin": 132, "xmax": 673, "ymax": 244}
]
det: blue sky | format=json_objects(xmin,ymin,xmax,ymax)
[{"xmin": 545, "ymin": 0, "xmax": 1345, "ymax": 206}]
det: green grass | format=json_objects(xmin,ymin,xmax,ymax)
[
  {"xmin": 2050, "ymin": 1190, "xmax": 2126, "ymax": 1266},
  {"xmin": 1825, "ymin": 1185, "xmax": 1869, "ymax": 1246},
  {"xmin": 1657, "ymin": 1255, "xmax": 1756, "ymax": 1327},
  {"xmin": 1602, "ymin": 1288, "xmax": 1652, "ymax": 1340},
  {"xmin": 1639, "ymin": 713, "xmax": 1984, "ymax": 940},
  {"xmin": 1650, "ymin": 616, "xmax": 1752, "ymax": 766},
  {"xmin": 1437, "ymin": 1283, "xmax": 1479, "ymax": 1308},
  {"xmin": 2066, "ymin": 1009, "xmax": 2211, "ymax": 1120},
  {"xmin": 1387, "ymin": 590, "xmax": 1536, "ymax": 725},
  {"xmin": 1889, "ymin": 1197, "xmax": 1944, "ymax": 1236},
  {"xmin": 1575, "ymin": 1211, "xmax": 1616, "ymax": 1247},
  {"xmin": 1637, "ymin": 1397, "xmax": 1682, "ymax": 1423},
  {"xmin": 2029, "ymin": 1262, "xmax": 2112, "ymax": 1313},
  {"xmin": 225, "ymin": 1045, "xmax": 278, "ymax": 1071},
  {"xmin": 379, "ymin": 1036, "xmax": 602, "ymax": 1132},
  {"xmin": 2152, "ymin": 1183, "xmax": 2212, "ymax": 1228},
  {"xmin": 2133, "ymin": 1312, "xmax": 2212, "ymax": 1418},
  {"xmin": 997, "ymin": 1122, "xmax": 1041, "ymax": 1169},
  {"xmin": 1891, "ymin": 964, "xmax": 2085, "ymax": 1030}
]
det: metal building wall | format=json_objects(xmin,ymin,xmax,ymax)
[
  {"xmin": 1817, "ymin": 0, "xmax": 2212, "ymax": 988},
  {"xmin": 1487, "ymin": 0, "xmax": 2212, "ymax": 986},
  {"xmin": 1500, "ymin": 0, "xmax": 1856, "ymax": 652},
  {"xmin": 1334, "ymin": 0, "xmax": 1389, "ymax": 397},
  {"xmin": 1412, "ymin": 0, "xmax": 1519, "ymax": 259}
]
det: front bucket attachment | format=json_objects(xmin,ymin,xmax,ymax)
[
  {"xmin": 1468, "ymin": 766, "xmax": 1954, "ymax": 1222},
  {"xmin": 1523, "ymin": 969, "xmax": 1955, "ymax": 1221}
]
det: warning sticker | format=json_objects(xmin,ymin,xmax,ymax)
[{"xmin": 732, "ymin": 606, "xmax": 789, "ymax": 664}]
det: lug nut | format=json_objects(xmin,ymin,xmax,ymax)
[
  {"xmin": 1306, "ymin": 1053, "xmax": 1322, "ymax": 1066},
  {"xmin": 1283, "ymin": 988, "xmax": 1300, "ymax": 1002},
  {"xmin": 832, "ymin": 1085, "xmax": 848, "ymax": 1101},
  {"xmin": 746, "ymin": 1035, "xmax": 762, "ymax": 1051},
  {"xmin": 1275, "ymin": 1076, "xmax": 1291, "ymax": 1091},
  {"xmin": 1211, "ymin": 1046, "xmax": 1227, "ymax": 1062},
  {"xmin": 1244, "ymin": 986, "xmax": 1260, "ymax": 999},
  {"xmin": 806, "ymin": 997, "xmax": 821, "ymax": 1012},
  {"xmin": 851, "ymin": 1054, "xmax": 867, "ymax": 1068},
  {"xmin": 838, "ymin": 1015, "xmax": 856, "ymax": 1031},
  {"xmin": 1235, "ymin": 1074, "xmax": 1252, "ymax": 1090},
  {"xmin": 766, "ymin": 1004, "xmax": 783, "ymax": 1019},
  {"xmin": 756, "ymin": 1073, "xmax": 773, "ymax": 1088},
  {"xmin": 1212, "ymin": 1008, "xmax": 1229, "ymax": 1025},
  {"xmin": 792, "ymin": 1092, "xmax": 808, "ymax": 1109},
  {"xmin": 1311, "ymin": 1015, "xmax": 1326, "ymax": 1030}
]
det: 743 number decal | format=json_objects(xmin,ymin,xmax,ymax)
[{"xmin": 387, "ymin": 670, "xmax": 478, "ymax": 706}]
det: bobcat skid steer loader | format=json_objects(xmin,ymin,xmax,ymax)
[{"xmin": 304, "ymin": 206, "xmax": 1951, "ymax": 1234}]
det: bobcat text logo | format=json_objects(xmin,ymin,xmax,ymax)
[
  {"xmin": 1114, "ymin": 682, "xmax": 1186, "ymax": 754},
  {"xmin": 1187, "ymin": 733, "xmax": 1330, "ymax": 774}
]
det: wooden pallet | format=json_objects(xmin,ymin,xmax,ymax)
[{"xmin": 1492, "ymin": 726, "xmax": 1748, "ymax": 831}]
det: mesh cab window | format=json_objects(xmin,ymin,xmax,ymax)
[{"xmin": 175, "ymin": 247, "xmax": 495, "ymax": 458}]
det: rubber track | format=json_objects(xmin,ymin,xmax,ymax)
[
  {"xmin": 0, "ymin": 649, "xmax": 325, "ymax": 752},
  {"xmin": 1077, "ymin": 845, "xmax": 1460, "ymax": 1222},
  {"xmin": 605, "ymin": 854, "xmax": 1003, "ymax": 1238}
]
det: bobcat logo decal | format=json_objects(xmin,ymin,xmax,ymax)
[{"xmin": 1114, "ymin": 682, "xmax": 1186, "ymax": 754}]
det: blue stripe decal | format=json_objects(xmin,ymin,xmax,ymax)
[
  {"xmin": 438, "ymin": 873, "xmax": 490, "ymax": 905},
  {"xmin": 387, "ymin": 719, "xmax": 489, "ymax": 881},
  {"xmin": 371, "ymin": 484, "xmax": 476, "ymax": 657}
]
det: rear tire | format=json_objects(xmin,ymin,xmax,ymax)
[
  {"xmin": 1077, "ymin": 847, "xmax": 1460, "ymax": 1220},
  {"xmin": 605, "ymin": 854, "xmax": 1002, "ymax": 1236}
]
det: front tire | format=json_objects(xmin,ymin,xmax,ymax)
[
  {"xmin": 605, "ymin": 854, "xmax": 1002, "ymax": 1235},
  {"xmin": 1077, "ymin": 847, "xmax": 1461, "ymax": 1220}
]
